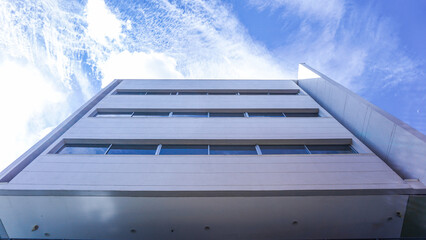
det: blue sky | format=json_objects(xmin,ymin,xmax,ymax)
[{"xmin": 0, "ymin": 0, "xmax": 425, "ymax": 171}]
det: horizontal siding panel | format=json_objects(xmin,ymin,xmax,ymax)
[
  {"xmin": 25, "ymin": 162, "xmax": 391, "ymax": 173},
  {"xmin": 96, "ymin": 95, "xmax": 318, "ymax": 110},
  {"xmin": 37, "ymin": 154, "xmax": 381, "ymax": 164},
  {"xmin": 2, "ymin": 183, "xmax": 410, "ymax": 191},
  {"xmin": 117, "ymin": 79, "xmax": 299, "ymax": 90},
  {"xmin": 63, "ymin": 118, "xmax": 352, "ymax": 140},
  {"xmin": 11, "ymin": 171, "xmax": 404, "ymax": 186}
]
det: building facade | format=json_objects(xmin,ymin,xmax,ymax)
[{"xmin": 0, "ymin": 64, "xmax": 425, "ymax": 239}]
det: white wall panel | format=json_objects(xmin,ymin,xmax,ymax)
[
  {"xmin": 62, "ymin": 117, "xmax": 352, "ymax": 141},
  {"xmin": 96, "ymin": 95, "xmax": 318, "ymax": 110},
  {"xmin": 117, "ymin": 79, "xmax": 299, "ymax": 90}
]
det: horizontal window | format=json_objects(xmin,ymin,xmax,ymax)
[
  {"xmin": 210, "ymin": 145, "xmax": 258, "ymax": 155},
  {"xmin": 172, "ymin": 112, "xmax": 208, "ymax": 117},
  {"xmin": 259, "ymin": 145, "xmax": 309, "ymax": 154},
  {"xmin": 94, "ymin": 111, "xmax": 319, "ymax": 118},
  {"xmin": 160, "ymin": 145, "xmax": 208, "ymax": 155},
  {"xmin": 56, "ymin": 143, "xmax": 357, "ymax": 155},
  {"xmin": 209, "ymin": 112, "xmax": 245, "ymax": 117},
  {"xmin": 248, "ymin": 112, "xmax": 285, "ymax": 117},
  {"xmin": 115, "ymin": 91, "xmax": 299, "ymax": 95},
  {"xmin": 178, "ymin": 92, "xmax": 208, "ymax": 95},
  {"xmin": 107, "ymin": 144, "xmax": 158, "ymax": 155},
  {"xmin": 115, "ymin": 91, "xmax": 147, "ymax": 95},
  {"xmin": 57, "ymin": 144, "xmax": 110, "ymax": 154},
  {"xmin": 132, "ymin": 112, "xmax": 170, "ymax": 117},
  {"xmin": 306, "ymin": 145, "xmax": 356, "ymax": 154},
  {"xmin": 95, "ymin": 112, "xmax": 133, "ymax": 117},
  {"xmin": 207, "ymin": 92, "xmax": 238, "ymax": 95},
  {"xmin": 146, "ymin": 92, "xmax": 177, "ymax": 95},
  {"xmin": 284, "ymin": 113, "xmax": 319, "ymax": 117}
]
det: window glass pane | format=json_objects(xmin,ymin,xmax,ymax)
[
  {"xmin": 57, "ymin": 144, "xmax": 109, "ymax": 154},
  {"xmin": 178, "ymin": 92, "xmax": 208, "ymax": 95},
  {"xmin": 260, "ymin": 145, "xmax": 308, "ymax": 154},
  {"xmin": 210, "ymin": 145, "xmax": 257, "ymax": 155},
  {"xmin": 306, "ymin": 145, "xmax": 356, "ymax": 154},
  {"xmin": 160, "ymin": 145, "xmax": 208, "ymax": 155},
  {"xmin": 96, "ymin": 112, "xmax": 133, "ymax": 117},
  {"xmin": 268, "ymin": 92, "xmax": 298, "ymax": 95},
  {"xmin": 248, "ymin": 112, "xmax": 284, "ymax": 117},
  {"xmin": 172, "ymin": 112, "xmax": 208, "ymax": 117},
  {"xmin": 239, "ymin": 92, "xmax": 266, "ymax": 95},
  {"xmin": 107, "ymin": 145, "xmax": 157, "ymax": 155},
  {"xmin": 284, "ymin": 113, "xmax": 319, "ymax": 117},
  {"xmin": 116, "ymin": 91, "xmax": 146, "ymax": 95},
  {"xmin": 207, "ymin": 92, "xmax": 238, "ymax": 95},
  {"xmin": 132, "ymin": 112, "xmax": 170, "ymax": 117},
  {"xmin": 209, "ymin": 113, "xmax": 245, "ymax": 117},
  {"xmin": 146, "ymin": 92, "xmax": 172, "ymax": 95}
]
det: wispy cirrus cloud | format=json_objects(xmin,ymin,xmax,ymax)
[
  {"xmin": 0, "ymin": 0, "xmax": 292, "ymax": 171},
  {"xmin": 248, "ymin": 0, "xmax": 423, "ymax": 91}
]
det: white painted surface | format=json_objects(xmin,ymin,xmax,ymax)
[{"xmin": 118, "ymin": 79, "xmax": 299, "ymax": 90}]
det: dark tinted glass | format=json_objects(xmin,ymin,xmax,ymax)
[
  {"xmin": 239, "ymin": 92, "xmax": 266, "ymax": 95},
  {"xmin": 248, "ymin": 112, "xmax": 284, "ymax": 117},
  {"xmin": 307, "ymin": 145, "xmax": 356, "ymax": 154},
  {"xmin": 146, "ymin": 92, "xmax": 172, "ymax": 95},
  {"xmin": 268, "ymin": 92, "xmax": 298, "ymax": 95},
  {"xmin": 178, "ymin": 92, "xmax": 208, "ymax": 95},
  {"xmin": 284, "ymin": 113, "xmax": 319, "ymax": 117},
  {"xmin": 57, "ymin": 144, "xmax": 109, "ymax": 154},
  {"xmin": 160, "ymin": 145, "xmax": 208, "ymax": 155},
  {"xmin": 209, "ymin": 112, "xmax": 245, "ymax": 117},
  {"xmin": 210, "ymin": 145, "xmax": 257, "ymax": 155},
  {"xmin": 107, "ymin": 145, "xmax": 157, "ymax": 155},
  {"xmin": 260, "ymin": 145, "xmax": 308, "ymax": 154},
  {"xmin": 172, "ymin": 112, "xmax": 208, "ymax": 117},
  {"xmin": 133, "ymin": 112, "xmax": 170, "ymax": 117},
  {"xmin": 96, "ymin": 112, "xmax": 133, "ymax": 117},
  {"xmin": 115, "ymin": 91, "xmax": 146, "ymax": 95},
  {"xmin": 207, "ymin": 92, "xmax": 238, "ymax": 95}
]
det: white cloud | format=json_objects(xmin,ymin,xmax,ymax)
[
  {"xmin": 0, "ymin": 61, "xmax": 68, "ymax": 172},
  {"xmin": 249, "ymin": 0, "xmax": 345, "ymax": 21},
  {"xmin": 100, "ymin": 51, "xmax": 184, "ymax": 87},
  {"xmin": 248, "ymin": 0, "xmax": 421, "ymax": 91},
  {"xmin": 85, "ymin": 0, "xmax": 123, "ymax": 44}
]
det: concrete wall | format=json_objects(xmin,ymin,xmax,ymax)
[{"xmin": 298, "ymin": 63, "xmax": 426, "ymax": 186}]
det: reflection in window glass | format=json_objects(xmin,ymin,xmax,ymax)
[
  {"xmin": 239, "ymin": 92, "xmax": 266, "ymax": 95},
  {"xmin": 57, "ymin": 144, "xmax": 109, "ymax": 154},
  {"xmin": 160, "ymin": 145, "xmax": 208, "ymax": 155},
  {"xmin": 172, "ymin": 112, "xmax": 208, "ymax": 117},
  {"xmin": 210, "ymin": 145, "xmax": 257, "ymax": 155},
  {"xmin": 306, "ymin": 145, "xmax": 356, "ymax": 154},
  {"xmin": 260, "ymin": 145, "xmax": 308, "ymax": 154},
  {"xmin": 178, "ymin": 92, "xmax": 208, "ymax": 95},
  {"xmin": 107, "ymin": 145, "xmax": 157, "ymax": 155},
  {"xmin": 248, "ymin": 112, "xmax": 284, "ymax": 117},
  {"xmin": 132, "ymin": 112, "xmax": 170, "ymax": 117},
  {"xmin": 284, "ymin": 113, "xmax": 319, "ymax": 117},
  {"xmin": 209, "ymin": 113, "xmax": 245, "ymax": 117},
  {"xmin": 146, "ymin": 92, "xmax": 172, "ymax": 95},
  {"xmin": 96, "ymin": 112, "xmax": 133, "ymax": 117},
  {"xmin": 207, "ymin": 92, "xmax": 238, "ymax": 95},
  {"xmin": 115, "ymin": 91, "xmax": 146, "ymax": 95},
  {"xmin": 268, "ymin": 92, "xmax": 298, "ymax": 95}
]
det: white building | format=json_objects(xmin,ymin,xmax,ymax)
[{"xmin": 0, "ymin": 64, "xmax": 425, "ymax": 239}]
